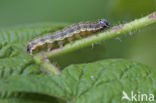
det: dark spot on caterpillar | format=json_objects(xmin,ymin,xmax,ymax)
[
  {"xmin": 27, "ymin": 45, "xmax": 30, "ymax": 53},
  {"xmin": 27, "ymin": 19, "xmax": 110, "ymax": 55}
]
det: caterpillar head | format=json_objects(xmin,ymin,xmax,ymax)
[{"xmin": 98, "ymin": 19, "xmax": 110, "ymax": 28}]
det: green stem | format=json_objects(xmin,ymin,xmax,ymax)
[
  {"xmin": 33, "ymin": 12, "xmax": 156, "ymax": 74},
  {"xmin": 34, "ymin": 53, "xmax": 61, "ymax": 75},
  {"xmin": 44, "ymin": 12, "xmax": 156, "ymax": 58}
]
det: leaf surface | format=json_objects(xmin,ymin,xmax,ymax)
[{"xmin": 0, "ymin": 59, "xmax": 155, "ymax": 103}]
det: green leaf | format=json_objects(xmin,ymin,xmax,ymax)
[
  {"xmin": 0, "ymin": 23, "xmax": 67, "ymax": 102},
  {"xmin": 0, "ymin": 23, "xmax": 66, "ymax": 77},
  {"xmin": 0, "ymin": 59, "xmax": 155, "ymax": 103},
  {"xmin": 0, "ymin": 93, "xmax": 64, "ymax": 103}
]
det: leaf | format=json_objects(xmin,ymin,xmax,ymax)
[
  {"xmin": 0, "ymin": 23, "xmax": 67, "ymax": 103},
  {"xmin": 0, "ymin": 23, "xmax": 66, "ymax": 77},
  {"xmin": 0, "ymin": 93, "xmax": 64, "ymax": 103},
  {"xmin": 0, "ymin": 59, "xmax": 155, "ymax": 103}
]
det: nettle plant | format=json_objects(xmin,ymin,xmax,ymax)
[{"xmin": 0, "ymin": 12, "xmax": 155, "ymax": 103}]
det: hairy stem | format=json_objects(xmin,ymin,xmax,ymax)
[
  {"xmin": 44, "ymin": 12, "xmax": 156, "ymax": 58},
  {"xmin": 34, "ymin": 53, "xmax": 61, "ymax": 75},
  {"xmin": 34, "ymin": 12, "xmax": 156, "ymax": 74}
]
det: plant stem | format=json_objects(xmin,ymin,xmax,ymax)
[
  {"xmin": 44, "ymin": 12, "xmax": 156, "ymax": 58},
  {"xmin": 33, "ymin": 12, "xmax": 156, "ymax": 74},
  {"xmin": 34, "ymin": 53, "xmax": 61, "ymax": 75}
]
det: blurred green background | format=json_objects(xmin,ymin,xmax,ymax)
[{"xmin": 0, "ymin": 0, "xmax": 156, "ymax": 68}]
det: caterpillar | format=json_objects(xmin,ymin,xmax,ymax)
[{"xmin": 27, "ymin": 19, "xmax": 109, "ymax": 55}]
